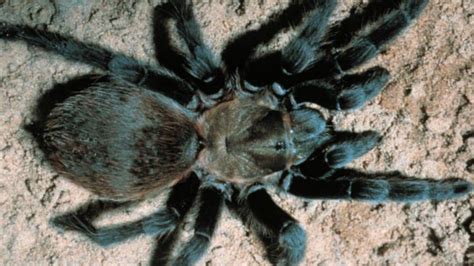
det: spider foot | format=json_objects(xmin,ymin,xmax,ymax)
[
  {"xmin": 49, "ymin": 213, "xmax": 139, "ymax": 247},
  {"xmin": 324, "ymin": 131, "xmax": 381, "ymax": 169},
  {"xmin": 49, "ymin": 213, "xmax": 95, "ymax": 235},
  {"xmin": 172, "ymin": 234, "xmax": 210, "ymax": 266},
  {"xmin": 335, "ymin": 67, "xmax": 390, "ymax": 110},
  {"xmin": 274, "ymin": 222, "xmax": 307, "ymax": 266},
  {"xmin": 433, "ymin": 178, "xmax": 473, "ymax": 200}
]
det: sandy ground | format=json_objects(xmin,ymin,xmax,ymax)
[{"xmin": 0, "ymin": 0, "xmax": 473, "ymax": 265}]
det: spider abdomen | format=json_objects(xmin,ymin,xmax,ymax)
[{"xmin": 44, "ymin": 83, "xmax": 200, "ymax": 200}]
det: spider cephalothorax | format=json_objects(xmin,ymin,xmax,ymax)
[
  {"xmin": 198, "ymin": 92, "xmax": 328, "ymax": 182},
  {"xmin": 1, "ymin": 0, "xmax": 472, "ymax": 265}
]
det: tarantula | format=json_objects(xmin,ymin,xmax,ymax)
[{"xmin": 1, "ymin": 0, "xmax": 472, "ymax": 265}]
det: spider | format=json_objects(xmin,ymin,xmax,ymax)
[{"xmin": 0, "ymin": 0, "xmax": 472, "ymax": 265}]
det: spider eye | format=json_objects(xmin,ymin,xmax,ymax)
[
  {"xmin": 275, "ymin": 141, "xmax": 286, "ymax": 151},
  {"xmin": 200, "ymin": 69, "xmax": 224, "ymax": 95},
  {"xmin": 203, "ymin": 74, "xmax": 215, "ymax": 83}
]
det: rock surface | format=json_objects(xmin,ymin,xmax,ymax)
[{"xmin": 0, "ymin": 0, "xmax": 473, "ymax": 265}]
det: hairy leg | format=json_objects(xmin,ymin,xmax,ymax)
[
  {"xmin": 297, "ymin": 131, "xmax": 381, "ymax": 179},
  {"xmin": 0, "ymin": 22, "xmax": 112, "ymax": 69},
  {"xmin": 329, "ymin": 0, "xmax": 428, "ymax": 71},
  {"xmin": 153, "ymin": 0, "xmax": 223, "ymax": 94},
  {"xmin": 325, "ymin": 0, "xmax": 428, "ymax": 50},
  {"xmin": 291, "ymin": 67, "xmax": 390, "ymax": 111},
  {"xmin": 50, "ymin": 174, "xmax": 200, "ymax": 247},
  {"xmin": 149, "ymin": 229, "xmax": 181, "ymax": 266},
  {"xmin": 107, "ymin": 55, "xmax": 195, "ymax": 104},
  {"xmin": 241, "ymin": 0, "xmax": 423, "ymax": 88},
  {"xmin": 222, "ymin": 0, "xmax": 328, "ymax": 76},
  {"xmin": 280, "ymin": 169, "xmax": 473, "ymax": 202},
  {"xmin": 287, "ymin": 0, "xmax": 428, "ymax": 85},
  {"xmin": 228, "ymin": 185, "xmax": 306, "ymax": 265},
  {"xmin": 239, "ymin": 0, "xmax": 337, "ymax": 87},
  {"xmin": 0, "ymin": 22, "xmax": 195, "ymax": 104},
  {"xmin": 170, "ymin": 182, "xmax": 228, "ymax": 265}
]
